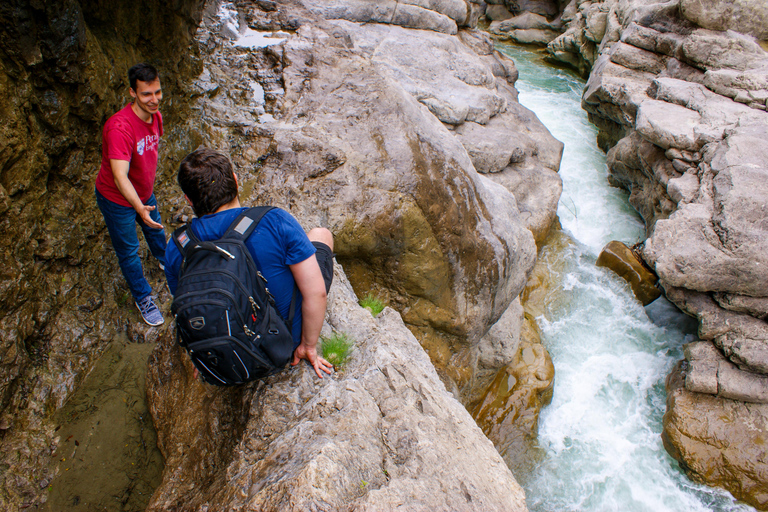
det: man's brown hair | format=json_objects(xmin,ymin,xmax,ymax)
[{"xmin": 177, "ymin": 148, "xmax": 239, "ymax": 217}]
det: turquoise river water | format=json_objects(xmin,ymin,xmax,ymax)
[{"xmin": 495, "ymin": 43, "xmax": 756, "ymax": 512}]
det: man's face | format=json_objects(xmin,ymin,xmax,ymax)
[{"xmin": 130, "ymin": 78, "xmax": 162, "ymax": 116}]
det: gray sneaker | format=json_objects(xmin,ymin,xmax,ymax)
[{"xmin": 135, "ymin": 296, "xmax": 164, "ymax": 326}]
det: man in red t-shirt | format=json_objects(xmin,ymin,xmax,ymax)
[{"xmin": 95, "ymin": 63, "xmax": 167, "ymax": 326}]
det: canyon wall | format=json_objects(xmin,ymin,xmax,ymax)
[{"xmin": 485, "ymin": 0, "xmax": 768, "ymax": 507}]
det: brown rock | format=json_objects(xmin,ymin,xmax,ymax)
[
  {"xmin": 596, "ymin": 241, "xmax": 661, "ymax": 305},
  {"xmin": 663, "ymin": 362, "xmax": 768, "ymax": 510}
]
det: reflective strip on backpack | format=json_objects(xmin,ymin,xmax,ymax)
[{"xmin": 233, "ymin": 217, "xmax": 254, "ymax": 235}]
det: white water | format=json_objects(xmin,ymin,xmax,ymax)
[{"xmin": 495, "ymin": 44, "xmax": 755, "ymax": 512}]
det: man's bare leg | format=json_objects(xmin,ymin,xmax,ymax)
[{"xmin": 308, "ymin": 227, "xmax": 333, "ymax": 250}]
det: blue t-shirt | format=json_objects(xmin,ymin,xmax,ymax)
[{"xmin": 165, "ymin": 207, "xmax": 316, "ymax": 345}]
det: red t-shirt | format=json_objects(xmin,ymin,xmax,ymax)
[{"xmin": 95, "ymin": 103, "xmax": 164, "ymax": 207}]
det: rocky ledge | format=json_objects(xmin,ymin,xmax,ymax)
[
  {"xmin": 145, "ymin": 266, "xmax": 527, "ymax": 511},
  {"xmin": 528, "ymin": 0, "xmax": 768, "ymax": 507}
]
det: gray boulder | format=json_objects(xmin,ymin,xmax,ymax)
[
  {"xmin": 301, "ymin": 0, "xmax": 473, "ymax": 34},
  {"xmin": 680, "ymin": 0, "xmax": 768, "ymax": 42},
  {"xmin": 643, "ymin": 123, "xmax": 768, "ymax": 297},
  {"xmin": 684, "ymin": 341, "xmax": 768, "ymax": 404}
]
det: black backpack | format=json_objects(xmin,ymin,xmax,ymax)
[{"xmin": 170, "ymin": 206, "xmax": 296, "ymax": 386}]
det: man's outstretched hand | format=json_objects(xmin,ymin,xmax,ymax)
[{"xmin": 291, "ymin": 342, "xmax": 333, "ymax": 379}]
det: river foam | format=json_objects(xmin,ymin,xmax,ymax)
[{"xmin": 495, "ymin": 44, "xmax": 755, "ymax": 512}]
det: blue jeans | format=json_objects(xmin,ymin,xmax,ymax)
[{"xmin": 95, "ymin": 189, "xmax": 167, "ymax": 302}]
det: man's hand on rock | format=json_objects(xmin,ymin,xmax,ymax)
[{"xmin": 292, "ymin": 342, "xmax": 333, "ymax": 379}]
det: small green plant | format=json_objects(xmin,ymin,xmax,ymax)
[
  {"xmin": 320, "ymin": 332, "xmax": 353, "ymax": 369},
  {"xmin": 359, "ymin": 293, "xmax": 385, "ymax": 317}
]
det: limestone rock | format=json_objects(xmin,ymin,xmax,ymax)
[
  {"xmin": 0, "ymin": 0, "xmax": 204, "ymax": 508},
  {"xmin": 713, "ymin": 293, "xmax": 768, "ymax": 320},
  {"xmin": 635, "ymin": 99, "xmax": 703, "ymax": 151},
  {"xmin": 489, "ymin": 12, "xmax": 563, "ymax": 44},
  {"xmin": 663, "ymin": 362, "xmax": 768, "ymax": 510},
  {"xmin": 643, "ymin": 124, "xmax": 768, "ymax": 298},
  {"xmin": 596, "ymin": 240, "xmax": 660, "ymax": 305},
  {"xmin": 663, "ymin": 287, "xmax": 768, "ymax": 376},
  {"xmin": 146, "ymin": 267, "xmax": 529, "ymax": 511},
  {"xmin": 680, "ymin": 0, "xmax": 768, "ymax": 40},
  {"xmin": 684, "ymin": 341, "xmax": 768, "ymax": 403},
  {"xmin": 186, "ymin": 3, "xmax": 564, "ymax": 384},
  {"xmin": 301, "ymin": 0, "xmax": 471, "ymax": 34}
]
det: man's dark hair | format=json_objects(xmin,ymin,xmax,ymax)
[
  {"xmin": 128, "ymin": 63, "xmax": 159, "ymax": 91},
  {"xmin": 178, "ymin": 148, "xmax": 239, "ymax": 217}
]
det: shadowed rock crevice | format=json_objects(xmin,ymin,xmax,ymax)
[{"xmin": 0, "ymin": 0, "xmax": 204, "ymax": 508}]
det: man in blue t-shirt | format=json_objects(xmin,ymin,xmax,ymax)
[{"xmin": 164, "ymin": 148, "xmax": 335, "ymax": 379}]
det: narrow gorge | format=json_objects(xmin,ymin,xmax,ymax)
[{"xmin": 0, "ymin": 0, "xmax": 766, "ymax": 510}]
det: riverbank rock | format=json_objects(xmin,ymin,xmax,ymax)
[
  {"xmin": 664, "ymin": 362, "xmax": 768, "ymax": 510},
  {"xmin": 489, "ymin": 12, "xmax": 564, "ymax": 45},
  {"xmin": 539, "ymin": 0, "xmax": 768, "ymax": 505},
  {"xmin": 145, "ymin": 266, "xmax": 529, "ymax": 511},
  {"xmin": 683, "ymin": 341, "xmax": 768, "ymax": 404}
]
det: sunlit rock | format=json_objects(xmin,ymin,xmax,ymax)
[{"xmin": 596, "ymin": 240, "xmax": 660, "ymax": 305}]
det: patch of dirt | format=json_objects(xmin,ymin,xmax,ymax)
[{"xmin": 43, "ymin": 338, "xmax": 163, "ymax": 511}]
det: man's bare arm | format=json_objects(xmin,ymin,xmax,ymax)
[
  {"xmin": 109, "ymin": 159, "xmax": 163, "ymax": 229},
  {"xmin": 289, "ymin": 254, "xmax": 332, "ymax": 378}
]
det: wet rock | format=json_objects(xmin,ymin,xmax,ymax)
[
  {"xmin": 0, "ymin": 0, "xmax": 204, "ymax": 508},
  {"xmin": 45, "ymin": 340, "xmax": 163, "ymax": 511},
  {"xmin": 146, "ymin": 267, "xmax": 529, "ymax": 511},
  {"xmin": 471, "ymin": 335, "xmax": 554, "ymax": 474},
  {"xmin": 596, "ymin": 240, "xmax": 660, "ymax": 305},
  {"xmin": 663, "ymin": 362, "xmax": 768, "ymax": 510}
]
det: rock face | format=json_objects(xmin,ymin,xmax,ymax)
[
  {"xmin": 145, "ymin": 266, "xmax": 528, "ymax": 511},
  {"xmin": 178, "ymin": 0, "xmax": 563, "ymax": 400},
  {"xmin": 0, "ymin": 0, "xmax": 204, "ymax": 508},
  {"xmin": 531, "ymin": 0, "xmax": 768, "ymax": 506},
  {"xmin": 664, "ymin": 363, "xmax": 768, "ymax": 510},
  {"xmin": 0, "ymin": 0, "xmax": 565, "ymax": 509}
]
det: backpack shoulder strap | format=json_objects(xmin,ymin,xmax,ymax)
[
  {"xmin": 223, "ymin": 206, "xmax": 275, "ymax": 242},
  {"xmin": 172, "ymin": 223, "xmax": 201, "ymax": 258},
  {"xmin": 224, "ymin": 206, "xmax": 299, "ymax": 325}
]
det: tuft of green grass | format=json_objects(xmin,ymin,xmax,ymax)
[
  {"xmin": 359, "ymin": 293, "xmax": 385, "ymax": 317},
  {"xmin": 320, "ymin": 332, "xmax": 353, "ymax": 369}
]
